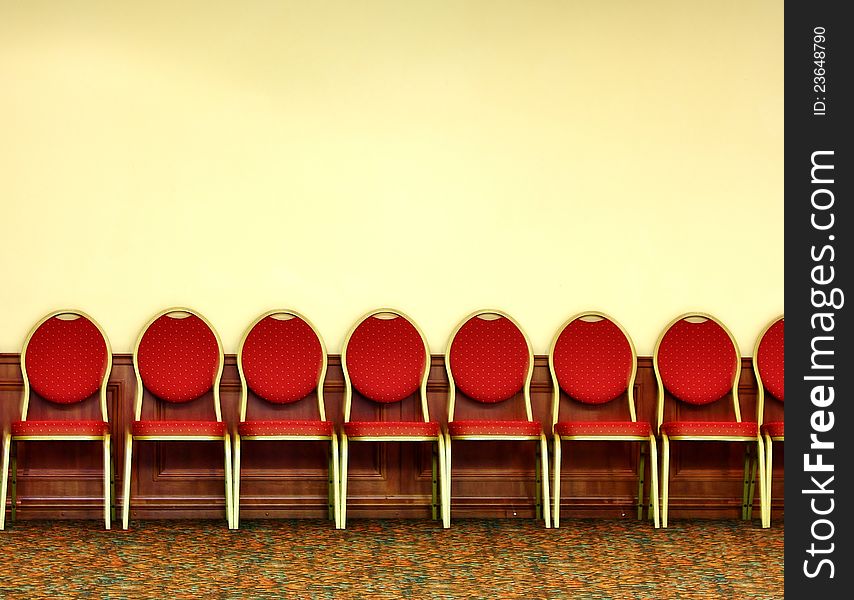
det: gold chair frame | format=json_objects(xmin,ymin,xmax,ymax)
[
  {"xmin": 121, "ymin": 307, "xmax": 233, "ymax": 530},
  {"xmin": 233, "ymin": 309, "xmax": 340, "ymax": 529},
  {"xmin": 754, "ymin": 315, "xmax": 784, "ymax": 529},
  {"xmin": 549, "ymin": 311, "xmax": 659, "ymax": 528},
  {"xmin": 339, "ymin": 308, "xmax": 448, "ymax": 529},
  {"xmin": 1, "ymin": 310, "xmax": 114, "ymax": 530},
  {"xmin": 444, "ymin": 309, "xmax": 550, "ymax": 528},
  {"xmin": 654, "ymin": 312, "xmax": 766, "ymax": 528}
]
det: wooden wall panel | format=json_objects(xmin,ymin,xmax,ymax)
[{"xmin": 0, "ymin": 353, "xmax": 784, "ymax": 521}]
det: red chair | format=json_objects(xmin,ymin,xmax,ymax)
[
  {"xmin": 550, "ymin": 312, "xmax": 659, "ymax": 528},
  {"xmin": 340, "ymin": 309, "xmax": 447, "ymax": 528},
  {"xmin": 234, "ymin": 310, "xmax": 339, "ymax": 529},
  {"xmin": 754, "ymin": 316, "xmax": 783, "ymax": 528},
  {"xmin": 654, "ymin": 313, "xmax": 766, "ymax": 528},
  {"xmin": 121, "ymin": 308, "xmax": 232, "ymax": 529},
  {"xmin": 445, "ymin": 310, "xmax": 550, "ymax": 528},
  {"xmin": 1, "ymin": 310, "xmax": 113, "ymax": 530}
]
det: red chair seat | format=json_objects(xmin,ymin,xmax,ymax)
[
  {"xmin": 238, "ymin": 419, "xmax": 333, "ymax": 437},
  {"xmin": 660, "ymin": 421, "xmax": 758, "ymax": 437},
  {"xmin": 448, "ymin": 419, "xmax": 542, "ymax": 437},
  {"xmin": 343, "ymin": 421, "xmax": 439, "ymax": 437},
  {"xmin": 12, "ymin": 420, "xmax": 109, "ymax": 437},
  {"xmin": 554, "ymin": 420, "xmax": 651, "ymax": 437},
  {"xmin": 760, "ymin": 421, "xmax": 784, "ymax": 437},
  {"xmin": 132, "ymin": 420, "xmax": 226, "ymax": 437}
]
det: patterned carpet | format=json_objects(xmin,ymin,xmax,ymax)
[{"xmin": 0, "ymin": 518, "xmax": 783, "ymax": 599}]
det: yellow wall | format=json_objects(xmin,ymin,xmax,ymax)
[{"xmin": 0, "ymin": 0, "xmax": 782, "ymax": 355}]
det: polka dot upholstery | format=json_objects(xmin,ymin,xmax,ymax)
[
  {"xmin": 344, "ymin": 421, "xmax": 440, "ymax": 437},
  {"xmin": 12, "ymin": 420, "xmax": 109, "ymax": 437},
  {"xmin": 554, "ymin": 421, "xmax": 651, "ymax": 437},
  {"xmin": 137, "ymin": 313, "xmax": 220, "ymax": 403},
  {"xmin": 24, "ymin": 315, "xmax": 108, "ymax": 404},
  {"xmin": 757, "ymin": 319, "xmax": 784, "ymax": 402},
  {"xmin": 447, "ymin": 420, "xmax": 543, "ymax": 437},
  {"xmin": 241, "ymin": 315, "xmax": 323, "ymax": 404},
  {"xmin": 132, "ymin": 420, "xmax": 227, "ymax": 436},
  {"xmin": 345, "ymin": 315, "xmax": 426, "ymax": 403},
  {"xmin": 450, "ymin": 316, "xmax": 529, "ymax": 403},
  {"xmin": 659, "ymin": 421, "xmax": 758, "ymax": 437},
  {"xmin": 657, "ymin": 319, "xmax": 737, "ymax": 405},
  {"xmin": 553, "ymin": 317, "xmax": 633, "ymax": 404},
  {"xmin": 238, "ymin": 419, "xmax": 333, "ymax": 437},
  {"xmin": 760, "ymin": 421, "xmax": 784, "ymax": 437}
]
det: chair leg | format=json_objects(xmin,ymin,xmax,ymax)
[
  {"xmin": 340, "ymin": 433, "xmax": 349, "ymax": 529},
  {"xmin": 636, "ymin": 443, "xmax": 646, "ymax": 520},
  {"xmin": 648, "ymin": 435, "xmax": 660, "ymax": 528},
  {"xmin": 233, "ymin": 435, "xmax": 242, "ymax": 530},
  {"xmin": 0, "ymin": 433, "xmax": 10, "ymax": 530},
  {"xmin": 535, "ymin": 446, "xmax": 542, "ymax": 520},
  {"xmin": 331, "ymin": 434, "xmax": 341, "ymax": 529},
  {"xmin": 122, "ymin": 433, "xmax": 133, "ymax": 530},
  {"xmin": 661, "ymin": 434, "xmax": 670, "ymax": 528},
  {"xmin": 103, "ymin": 435, "xmax": 111, "ymax": 530},
  {"xmin": 539, "ymin": 434, "xmax": 551, "ymax": 528},
  {"xmin": 741, "ymin": 444, "xmax": 754, "ymax": 521},
  {"xmin": 224, "ymin": 434, "xmax": 234, "ymax": 529},
  {"xmin": 756, "ymin": 435, "xmax": 769, "ymax": 527},
  {"xmin": 431, "ymin": 440, "xmax": 439, "ymax": 521},
  {"xmin": 552, "ymin": 435, "xmax": 562, "ymax": 529},
  {"xmin": 437, "ymin": 433, "xmax": 449, "ymax": 528},
  {"xmin": 445, "ymin": 434, "xmax": 453, "ymax": 526},
  {"xmin": 764, "ymin": 434, "xmax": 773, "ymax": 527},
  {"xmin": 10, "ymin": 441, "xmax": 17, "ymax": 523},
  {"xmin": 110, "ymin": 448, "xmax": 117, "ymax": 523}
]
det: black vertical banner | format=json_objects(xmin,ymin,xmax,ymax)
[{"xmin": 785, "ymin": 0, "xmax": 852, "ymax": 596}]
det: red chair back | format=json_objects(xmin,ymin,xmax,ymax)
[
  {"xmin": 756, "ymin": 318, "xmax": 784, "ymax": 403},
  {"xmin": 552, "ymin": 315, "xmax": 634, "ymax": 405},
  {"xmin": 344, "ymin": 312, "xmax": 427, "ymax": 404},
  {"xmin": 136, "ymin": 311, "xmax": 221, "ymax": 403},
  {"xmin": 241, "ymin": 313, "xmax": 324, "ymax": 404},
  {"xmin": 23, "ymin": 312, "xmax": 109, "ymax": 406},
  {"xmin": 449, "ymin": 314, "xmax": 529, "ymax": 403}
]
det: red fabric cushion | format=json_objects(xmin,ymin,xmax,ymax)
[
  {"xmin": 660, "ymin": 421, "xmax": 758, "ymax": 437},
  {"xmin": 238, "ymin": 419, "xmax": 333, "ymax": 437},
  {"xmin": 345, "ymin": 315, "xmax": 426, "ymax": 403},
  {"xmin": 761, "ymin": 421, "xmax": 784, "ymax": 437},
  {"xmin": 449, "ymin": 315, "xmax": 529, "ymax": 403},
  {"xmin": 132, "ymin": 420, "xmax": 226, "ymax": 436},
  {"xmin": 241, "ymin": 315, "xmax": 323, "ymax": 404},
  {"xmin": 657, "ymin": 318, "xmax": 737, "ymax": 405},
  {"xmin": 757, "ymin": 319, "xmax": 784, "ymax": 402},
  {"xmin": 24, "ymin": 315, "xmax": 108, "ymax": 404},
  {"xmin": 554, "ymin": 421, "xmax": 651, "ymax": 437},
  {"xmin": 448, "ymin": 419, "xmax": 542, "ymax": 437},
  {"xmin": 552, "ymin": 317, "xmax": 633, "ymax": 404},
  {"xmin": 343, "ymin": 421, "xmax": 440, "ymax": 437},
  {"xmin": 12, "ymin": 420, "xmax": 109, "ymax": 437},
  {"xmin": 137, "ymin": 313, "xmax": 220, "ymax": 403}
]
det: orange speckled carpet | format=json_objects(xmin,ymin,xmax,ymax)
[{"xmin": 0, "ymin": 518, "xmax": 783, "ymax": 599}]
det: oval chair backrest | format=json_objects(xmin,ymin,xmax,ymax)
[
  {"xmin": 136, "ymin": 311, "xmax": 221, "ymax": 403},
  {"xmin": 343, "ymin": 312, "xmax": 427, "ymax": 404},
  {"xmin": 656, "ymin": 315, "xmax": 738, "ymax": 406},
  {"xmin": 239, "ymin": 312, "xmax": 325, "ymax": 404},
  {"xmin": 22, "ymin": 311, "xmax": 110, "ymax": 409},
  {"xmin": 552, "ymin": 315, "xmax": 635, "ymax": 406},
  {"xmin": 756, "ymin": 318, "xmax": 784, "ymax": 403},
  {"xmin": 449, "ymin": 312, "xmax": 530, "ymax": 404}
]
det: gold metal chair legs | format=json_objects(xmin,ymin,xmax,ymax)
[
  {"xmin": 553, "ymin": 435, "xmax": 658, "ymax": 529},
  {"xmin": 446, "ymin": 435, "xmax": 549, "ymax": 528},
  {"xmin": 661, "ymin": 435, "xmax": 764, "ymax": 529},
  {"xmin": 0, "ymin": 432, "xmax": 10, "ymax": 530}
]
